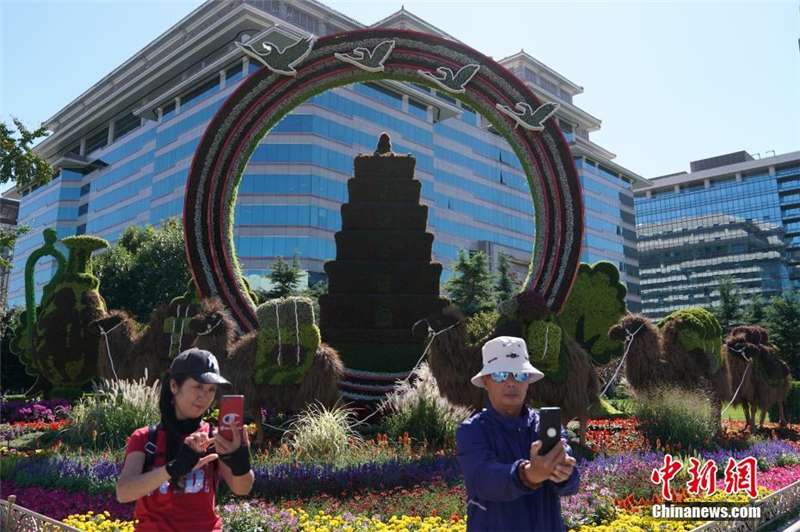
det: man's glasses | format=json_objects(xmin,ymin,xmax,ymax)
[{"xmin": 491, "ymin": 371, "xmax": 529, "ymax": 383}]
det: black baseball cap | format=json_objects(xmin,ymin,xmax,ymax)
[{"xmin": 170, "ymin": 348, "xmax": 232, "ymax": 389}]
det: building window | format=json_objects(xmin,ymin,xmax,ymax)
[
  {"xmin": 113, "ymin": 113, "xmax": 141, "ymax": 141},
  {"xmin": 85, "ymin": 127, "xmax": 109, "ymax": 154},
  {"xmin": 162, "ymin": 102, "xmax": 177, "ymax": 121},
  {"xmin": 226, "ymin": 64, "xmax": 244, "ymax": 83},
  {"xmin": 181, "ymin": 77, "xmax": 220, "ymax": 112}
]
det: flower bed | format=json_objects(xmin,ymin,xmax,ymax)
[
  {"xmin": 582, "ymin": 417, "xmax": 648, "ymax": 455},
  {"xmin": 63, "ymin": 512, "xmax": 135, "ymax": 532},
  {"xmin": 0, "ymin": 481, "xmax": 133, "ymax": 521},
  {"xmin": 0, "ymin": 398, "xmax": 72, "ymax": 423},
  {"xmin": 3, "ymin": 404, "xmax": 800, "ymax": 531}
]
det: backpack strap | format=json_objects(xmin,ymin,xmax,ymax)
[{"xmin": 142, "ymin": 423, "xmax": 162, "ymax": 473}]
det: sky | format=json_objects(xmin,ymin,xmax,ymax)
[{"xmin": 1, "ymin": 0, "xmax": 799, "ymax": 188}]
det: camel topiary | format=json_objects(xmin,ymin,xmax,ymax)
[
  {"xmin": 608, "ymin": 309, "xmax": 732, "ymax": 429},
  {"xmin": 413, "ymin": 295, "xmax": 601, "ymax": 447},
  {"xmin": 91, "ymin": 300, "xmax": 203, "ymax": 384},
  {"xmin": 411, "ymin": 306, "xmax": 486, "ymax": 411},
  {"xmin": 608, "ymin": 314, "xmax": 674, "ymax": 392},
  {"xmin": 188, "ymin": 296, "xmax": 343, "ymax": 444},
  {"xmin": 724, "ymin": 326, "xmax": 792, "ymax": 430}
]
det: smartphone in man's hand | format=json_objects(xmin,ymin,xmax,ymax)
[
  {"xmin": 538, "ymin": 407, "xmax": 562, "ymax": 455},
  {"xmin": 218, "ymin": 395, "xmax": 244, "ymax": 440}
]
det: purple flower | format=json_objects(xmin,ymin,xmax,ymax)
[{"xmin": 1, "ymin": 399, "xmax": 72, "ymax": 423}]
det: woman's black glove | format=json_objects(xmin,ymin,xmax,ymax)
[
  {"xmin": 219, "ymin": 444, "xmax": 251, "ymax": 476},
  {"xmin": 165, "ymin": 442, "xmax": 202, "ymax": 479}
]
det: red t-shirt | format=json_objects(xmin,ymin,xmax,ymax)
[{"xmin": 124, "ymin": 423, "xmax": 222, "ymax": 532}]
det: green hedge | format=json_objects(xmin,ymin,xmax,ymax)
[
  {"xmin": 319, "ymin": 294, "xmax": 447, "ymax": 330},
  {"xmin": 769, "ymin": 381, "xmax": 800, "ymax": 424},
  {"xmin": 335, "ymin": 342, "xmax": 423, "ymax": 373},
  {"xmin": 659, "ymin": 308, "xmax": 723, "ymax": 373},
  {"xmin": 255, "ymin": 324, "xmax": 321, "ymax": 385},
  {"xmin": 523, "ymin": 318, "xmax": 567, "ymax": 382},
  {"xmin": 335, "ymin": 232, "xmax": 433, "ymax": 262},
  {"xmin": 321, "ymin": 328, "xmax": 416, "ymax": 346},
  {"xmin": 354, "ymin": 154, "xmax": 416, "ymax": 179},
  {"xmin": 326, "ymin": 261, "xmax": 442, "ymax": 295},
  {"xmin": 254, "ymin": 297, "xmax": 321, "ymax": 385},
  {"xmin": 347, "ymin": 178, "xmax": 421, "ymax": 204},
  {"xmin": 559, "ymin": 262, "xmax": 626, "ymax": 365},
  {"xmin": 256, "ymin": 297, "xmax": 315, "ymax": 329},
  {"xmin": 340, "ymin": 204, "xmax": 428, "ymax": 231}
]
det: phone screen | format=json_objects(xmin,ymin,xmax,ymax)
[
  {"xmin": 538, "ymin": 407, "xmax": 562, "ymax": 456},
  {"xmin": 219, "ymin": 395, "xmax": 244, "ymax": 440}
]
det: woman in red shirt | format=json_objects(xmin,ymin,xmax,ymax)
[{"xmin": 116, "ymin": 349, "xmax": 254, "ymax": 531}]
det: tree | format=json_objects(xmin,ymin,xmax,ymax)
[
  {"xmin": 442, "ymin": 249, "xmax": 496, "ymax": 317},
  {"xmin": 764, "ymin": 291, "xmax": 800, "ymax": 380},
  {"xmin": 301, "ymin": 280, "xmax": 328, "ymax": 325},
  {"xmin": 0, "ymin": 225, "xmax": 31, "ymax": 337},
  {"xmin": 712, "ymin": 276, "xmax": 742, "ymax": 335},
  {"xmin": 0, "ymin": 118, "xmax": 56, "ymax": 189},
  {"xmin": 264, "ymin": 254, "xmax": 303, "ymax": 299},
  {"xmin": 494, "ymin": 252, "xmax": 520, "ymax": 303},
  {"xmin": 92, "ymin": 217, "xmax": 191, "ymax": 322},
  {"xmin": 742, "ymin": 293, "xmax": 766, "ymax": 327}
]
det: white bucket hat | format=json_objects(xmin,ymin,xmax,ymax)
[{"xmin": 471, "ymin": 336, "xmax": 545, "ymax": 388}]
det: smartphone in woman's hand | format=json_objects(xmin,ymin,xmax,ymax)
[{"xmin": 218, "ymin": 395, "xmax": 244, "ymax": 440}]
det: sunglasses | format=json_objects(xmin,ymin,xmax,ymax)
[{"xmin": 490, "ymin": 371, "xmax": 529, "ymax": 383}]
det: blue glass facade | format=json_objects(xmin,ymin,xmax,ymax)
[
  {"xmin": 10, "ymin": 6, "xmax": 644, "ymax": 311},
  {"xmin": 635, "ymin": 159, "xmax": 800, "ymax": 320}
]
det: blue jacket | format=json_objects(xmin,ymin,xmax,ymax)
[{"xmin": 456, "ymin": 404, "xmax": 581, "ymax": 532}]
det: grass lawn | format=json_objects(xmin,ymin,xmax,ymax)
[
  {"xmin": 608, "ymin": 399, "xmax": 749, "ymax": 421},
  {"xmin": 723, "ymin": 404, "xmax": 748, "ymax": 421}
]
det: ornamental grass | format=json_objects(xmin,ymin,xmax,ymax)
[
  {"xmin": 283, "ymin": 401, "xmax": 363, "ymax": 462},
  {"xmin": 380, "ymin": 363, "xmax": 472, "ymax": 448},
  {"xmin": 633, "ymin": 386, "xmax": 717, "ymax": 452},
  {"xmin": 62, "ymin": 373, "xmax": 159, "ymax": 450}
]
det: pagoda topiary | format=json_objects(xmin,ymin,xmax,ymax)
[{"xmin": 319, "ymin": 133, "xmax": 448, "ymax": 403}]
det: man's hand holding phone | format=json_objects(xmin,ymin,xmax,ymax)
[{"xmin": 521, "ymin": 439, "xmax": 576, "ymax": 487}]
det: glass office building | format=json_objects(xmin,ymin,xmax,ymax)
[
  {"xmin": 635, "ymin": 150, "xmax": 800, "ymax": 320},
  {"xmin": 8, "ymin": 0, "xmax": 647, "ymax": 311}
]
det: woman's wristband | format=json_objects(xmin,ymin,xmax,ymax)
[{"xmin": 219, "ymin": 444, "xmax": 251, "ymax": 476}]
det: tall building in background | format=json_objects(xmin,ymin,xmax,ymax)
[
  {"xmin": 6, "ymin": 0, "xmax": 646, "ymax": 310},
  {"xmin": 635, "ymin": 150, "xmax": 800, "ymax": 320}
]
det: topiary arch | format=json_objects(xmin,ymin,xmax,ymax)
[{"xmin": 184, "ymin": 29, "xmax": 584, "ymax": 332}]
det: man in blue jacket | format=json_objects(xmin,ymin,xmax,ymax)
[{"xmin": 456, "ymin": 336, "xmax": 581, "ymax": 531}]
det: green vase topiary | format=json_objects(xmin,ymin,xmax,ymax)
[{"xmin": 23, "ymin": 232, "xmax": 109, "ymax": 397}]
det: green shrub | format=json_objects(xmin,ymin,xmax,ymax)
[
  {"xmin": 776, "ymin": 452, "xmax": 800, "ymax": 467},
  {"xmin": 768, "ymin": 381, "xmax": 800, "ymax": 424},
  {"xmin": 63, "ymin": 370, "xmax": 160, "ymax": 450},
  {"xmin": 283, "ymin": 401, "xmax": 362, "ymax": 461},
  {"xmin": 466, "ymin": 310, "xmax": 499, "ymax": 343},
  {"xmin": 381, "ymin": 363, "xmax": 472, "ymax": 447},
  {"xmin": 633, "ymin": 385, "xmax": 717, "ymax": 452}
]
